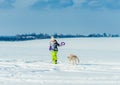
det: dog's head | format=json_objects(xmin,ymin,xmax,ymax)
[
  {"xmin": 67, "ymin": 56, "xmax": 70, "ymax": 59},
  {"xmin": 68, "ymin": 54, "xmax": 76, "ymax": 60}
]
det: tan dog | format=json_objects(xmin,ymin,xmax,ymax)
[{"xmin": 68, "ymin": 54, "xmax": 80, "ymax": 65}]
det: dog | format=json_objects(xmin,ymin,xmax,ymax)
[{"xmin": 68, "ymin": 54, "xmax": 80, "ymax": 65}]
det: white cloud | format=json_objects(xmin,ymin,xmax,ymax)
[
  {"xmin": 72, "ymin": 0, "xmax": 120, "ymax": 10},
  {"xmin": 72, "ymin": 0, "xmax": 85, "ymax": 5},
  {"xmin": 87, "ymin": 0, "xmax": 103, "ymax": 7},
  {"xmin": 72, "ymin": 0, "xmax": 85, "ymax": 8},
  {"xmin": 31, "ymin": 0, "xmax": 74, "ymax": 9},
  {"xmin": 0, "ymin": 0, "xmax": 120, "ymax": 10},
  {"xmin": 13, "ymin": 0, "xmax": 37, "ymax": 9}
]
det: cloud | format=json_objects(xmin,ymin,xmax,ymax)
[
  {"xmin": 30, "ymin": 0, "xmax": 120, "ymax": 10},
  {"xmin": 75, "ymin": 0, "xmax": 120, "ymax": 10},
  {"xmin": 0, "ymin": 0, "xmax": 15, "ymax": 9},
  {"xmin": 31, "ymin": 0, "xmax": 74, "ymax": 9},
  {"xmin": 12, "ymin": 0, "xmax": 37, "ymax": 9},
  {"xmin": 0, "ymin": 0, "xmax": 120, "ymax": 10}
]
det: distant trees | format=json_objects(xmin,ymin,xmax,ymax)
[
  {"xmin": 87, "ymin": 33, "xmax": 119, "ymax": 38},
  {"xmin": 0, "ymin": 33, "xmax": 119, "ymax": 41}
]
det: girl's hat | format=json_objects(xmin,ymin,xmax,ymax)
[{"xmin": 51, "ymin": 36, "xmax": 55, "ymax": 42}]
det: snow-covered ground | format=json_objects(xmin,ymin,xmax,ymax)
[{"xmin": 0, "ymin": 38, "xmax": 120, "ymax": 85}]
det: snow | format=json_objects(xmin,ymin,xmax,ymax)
[{"xmin": 0, "ymin": 38, "xmax": 120, "ymax": 85}]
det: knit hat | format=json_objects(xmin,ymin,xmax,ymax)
[{"xmin": 50, "ymin": 36, "xmax": 55, "ymax": 42}]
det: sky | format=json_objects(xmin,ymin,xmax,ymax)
[{"xmin": 0, "ymin": 0, "xmax": 120, "ymax": 35}]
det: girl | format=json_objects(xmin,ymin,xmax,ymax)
[{"xmin": 49, "ymin": 36, "xmax": 60, "ymax": 64}]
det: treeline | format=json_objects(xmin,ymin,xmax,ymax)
[{"xmin": 0, "ymin": 33, "xmax": 119, "ymax": 41}]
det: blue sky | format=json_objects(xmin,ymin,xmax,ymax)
[{"xmin": 0, "ymin": 0, "xmax": 120, "ymax": 35}]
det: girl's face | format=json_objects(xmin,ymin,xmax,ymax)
[{"xmin": 51, "ymin": 39, "xmax": 55, "ymax": 42}]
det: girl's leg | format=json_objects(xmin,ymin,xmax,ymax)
[{"xmin": 51, "ymin": 51, "xmax": 58, "ymax": 64}]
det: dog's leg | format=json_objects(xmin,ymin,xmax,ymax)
[{"xmin": 72, "ymin": 60, "xmax": 75, "ymax": 65}]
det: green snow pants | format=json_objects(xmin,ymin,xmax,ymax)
[{"xmin": 51, "ymin": 51, "xmax": 58, "ymax": 64}]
